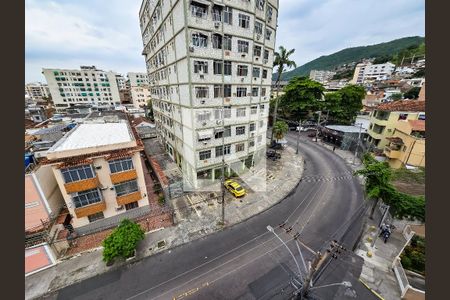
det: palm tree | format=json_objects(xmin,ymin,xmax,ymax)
[
  {"xmin": 271, "ymin": 46, "xmax": 297, "ymax": 143},
  {"xmin": 273, "ymin": 121, "xmax": 289, "ymax": 141}
]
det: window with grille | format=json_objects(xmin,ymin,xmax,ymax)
[
  {"xmin": 265, "ymin": 29, "xmax": 272, "ymax": 40},
  {"xmin": 195, "ymin": 87, "xmax": 209, "ymax": 98},
  {"xmin": 223, "ymin": 7, "xmax": 233, "ymax": 25},
  {"xmin": 250, "ymin": 123, "xmax": 256, "ymax": 131},
  {"xmin": 267, "ymin": 6, "xmax": 273, "ymax": 22},
  {"xmin": 252, "ymin": 87, "xmax": 259, "ymax": 96},
  {"xmin": 223, "ymin": 35, "xmax": 232, "ymax": 51},
  {"xmin": 256, "ymin": 0, "xmax": 265, "ymax": 10},
  {"xmin": 212, "ymin": 5, "xmax": 223, "ymax": 21},
  {"xmin": 254, "ymin": 45, "xmax": 262, "ymax": 57},
  {"xmin": 236, "ymin": 143, "xmax": 245, "ymax": 152},
  {"xmin": 109, "ymin": 157, "xmax": 134, "ymax": 173},
  {"xmin": 236, "ymin": 87, "xmax": 247, "ymax": 97},
  {"xmin": 191, "ymin": 3, "xmax": 208, "ymax": 18},
  {"xmin": 261, "ymin": 87, "xmax": 267, "ymax": 96},
  {"xmin": 199, "ymin": 150, "xmax": 211, "ymax": 160},
  {"xmin": 237, "ymin": 65, "xmax": 248, "ymax": 76},
  {"xmin": 72, "ymin": 188, "xmax": 102, "ymax": 208},
  {"xmin": 224, "ymin": 61, "xmax": 232, "ymax": 75},
  {"xmin": 194, "ymin": 61, "xmax": 208, "ymax": 74},
  {"xmin": 236, "ymin": 126, "xmax": 246, "ymax": 135},
  {"xmin": 238, "ymin": 14, "xmax": 250, "ymax": 28},
  {"xmin": 224, "ymin": 84, "xmax": 232, "ymax": 97},
  {"xmin": 61, "ymin": 165, "xmax": 94, "ymax": 183},
  {"xmin": 255, "ymin": 21, "xmax": 263, "ymax": 35},
  {"xmin": 236, "ymin": 108, "xmax": 246, "ymax": 117},
  {"xmin": 212, "ymin": 34, "xmax": 223, "ymax": 49},
  {"xmin": 196, "ymin": 111, "xmax": 211, "ymax": 121},
  {"xmin": 264, "ymin": 49, "xmax": 269, "ymax": 59},
  {"xmin": 216, "ymin": 144, "xmax": 231, "ymax": 157},
  {"xmin": 214, "ymin": 85, "xmax": 223, "ymax": 98},
  {"xmin": 213, "ymin": 60, "xmax": 223, "ymax": 75},
  {"xmin": 252, "ymin": 67, "xmax": 261, "ymax": 78},
  {"xmin": 251, "ymin": 106, "xmax": 257, "ymax": 114},
  {"xmin": 249, "ymin": 140, "xmax": 255, "ymax": 147},
  {"xmin": 192, "ymin": 33, "xmax": 208, "ymax": 47},
  {"xmin": 114, "ymin": 179, "xmax": 139, "ymax": 197},
  {"xmin": 238, "ymin": 40, "xmax": 249, "ymax": 53},
  {"xmin": 262, "ymin": 69, "xmax": 268, "ymax": 78}
]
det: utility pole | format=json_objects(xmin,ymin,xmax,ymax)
[
  {"xmin": 371, "ymin": 205, "xmax": 390, "ymax": 247},
  {"xmin": 352, "ymin": 123, "xmax": 363, "ymax": 165},
  {"xmin": 315, "ymin": 111, "xmax": 322, "ymax": 142},
  {"xmin": 296, "ymin": 119, "xmax": 301, "ymax": 154}
]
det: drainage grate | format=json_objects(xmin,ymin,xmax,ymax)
[{"xmin": 157, "ymin": 240, "xmax": 166, "ymax": 248}]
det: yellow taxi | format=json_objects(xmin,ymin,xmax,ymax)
[{"xmin": 224, "ymin": 179, "xmax": 246, "ymax": 197}]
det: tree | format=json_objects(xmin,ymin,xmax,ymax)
[
  {"xmin": 327, "ymin": 85, "xmax": 365, "ymax": 124},
  {"xmin": 273, "ymin": 121, "xmax": 288, "ymax": 141},
  {"xmin": 271, "ymin": 46, "xmax": 297, "ymax": 143},
  {"xmin": 404, "ymin": 87, "xmax": 421, "ymax": 99},
  {"xmin": 102, "ymin": 219, "xmax": 145, "ymax": 264},
  {"xmin": 279, "ymin": 76, "xmax": 325, "ymax": 121},
  {"xmin": 390, "ymin": 93, "xmax": 403, "ymax": 101}
]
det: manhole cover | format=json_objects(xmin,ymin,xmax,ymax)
[{"xmin": 157, "ymin": 240, "xmax": 166, "ymax": 248}]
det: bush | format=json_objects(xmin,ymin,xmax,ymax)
[
  {"xmin": 400, "ymin": 236, "xmax": 425, "ymax": 275},
  {"xmin": 158, "ymin": 193, "xmax": 165, "ymax": 205},
  {"xmin": 102, "ymin": 219, "xmax": 145, "ymax": 264}
]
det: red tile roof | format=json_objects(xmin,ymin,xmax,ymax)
[
  {"xmin": 377, "ymin": 100, "xmax": 425, "ymax": 112},
  {"xmin": 408, "ymin": 120, "xmax": 425, "ymax": 132}
]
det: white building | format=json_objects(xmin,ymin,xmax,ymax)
[
  {"xmin": 42, "ymin": 66, "xmax": 121, "ymax": 111},
  {"xmin": 128, "ymin": 72, "xmax": 149, "ymax": 87},
  {"xmin": 139, "ymin": 0, "xmax": 278, "ymax": 189},
  {"xmin": 350, "ymin": 62, "xmax": 396, "ymax": 84},
  {"xmin": 127, "ymin": 72, "xmax": 150, "ymax": 109},
  {"xmin": 115, "ymin": 74, "xmax": 127, "ymax": 90},
  {"xmin": 25, "ymin": 82, "xmax": 51, "ymax": 101},
  {"xmin": 309, "ymin": 70, "xmax": 336, "ymax": 84}
]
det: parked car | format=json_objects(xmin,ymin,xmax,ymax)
[
  {"xmin": 266, "ymin": 149, "xmax": 281, "ymax": 160},
  {"xmin": 270, "ymin": 141, "xmax": 283, "ymax": 149},
  {"xmin": 224, "ymin": 179, "xmax": 246, "ymax": 197}
]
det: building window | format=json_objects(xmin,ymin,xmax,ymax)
[
  {"xmin": 256, "ymin": 0, "xmax": 265, "ymax": 10},
  {"xmin": 194, "ymin": 61, "xmax": 208, "ymax": 74},
  {"xmin": 125, "ymin": 202, "xmax": 139, "ymax": 210},
  {"xmin": 236, "ymin": 143, "xmax": 245, "ymax": 152},
  {"xmin": 191, "ymin": 3, "xmax": 208, "ymax": 18},
  {"xmin": 267, "ymin": 6, "xmax": 273, "ymax": 22},
  {"xmin": 255, "ymin": 21, "xmax": 263, "ymax": 35},
  {"xmin": 224, "ymin": 84, "xmax": 232, "ymax": 97},
  {"xmin": 254, "ymin": 45, "xmax": 262, "ymax": 57},
  {"xmin": 236, "ymin": 87, "xmax": 247, "ymax": 97},
  {"xmin": 257, "ymin": 135, "xmax": 263, "ymax": 143},
  {"xmin": 195, "ymin": 87, "xmax": 209, "ymax": 98},
  {"xmin": 61, "ymin": 165, "xmax": 94, "ymax": 183},
  {"xmin": 213, "ymin": 60, "xmax": 223, "ymax": 75},
  {"xmin": 252, "ymin": 67, "xmax": 261, "ymax": 78},
  {"xmin": 72, "ymin": 188, "xmax": 102, "ymax": 208},
  {"xmin": 398, "ymin": 113, "xmax": 408, "ymax": 120},
  {"xmin": 252, "ymin": 87, "xmax": 259, "ymax": 96},
  {"xmin": 259, "ymin": 120, "xmax": 264, "ymax": 128},
  {"xmin": 251, "ymin": 106, "xmax": 257, "ymax": 114},
  {"xmin": 238, "ymin": 40, "xmax": 249, "ymax": 53},
  {"xmin": 223, "ymin": 6, "xmax": 233, "ymax": 25},
  {"xmin": 265, "ymin": 29, "xmax": 272, "ymax": 40},
  {"xmin": 212, "ymin": 5, "xmax": 223, "ymax": 21},
  {"xmin": 88, "ymin": 212, "xmax": 104, "ymax": 223},
  {"xmin": 250, "ymin": 123, "xmax": 256, "ymax": 131},
  {"xmin": 108, "ymin": 157, "xmax": 134, "ymax": 173},
  {"xmin": 261, "ymin": 87, "xmax": 267, "ymax": 96},
  {"xmin": 236, "ymin": 126, "xmax": 246, "ymax": 135},
  {"xmin": 224, "ymin": 61, "xmax": 232, "ymax": 75},
  {"xmin": 264, "ymin": 49, "xmax": 269, "ymax": 60},
  {"xmin": 216, "ymin": 144, "xmax": 231, "ymax": 157},
  {"xmin": 262, "ymin": 69, "xmax": 268, "ymax": 78},
  {"xmin": 114, "ymin": 179, "xmax": 139, "ymax": 197},
  {"xmin": 214, "ymin": 85, "xmax": 223, "ymax": 98},
  {"xmin": 199, "ymin": 150, "xmax": 211, "ymax": 160},
  {"xmin": 249, "ymin": 140, "xmax": 255, "ymax": 147},
  {"xmin": 212, "ymin": 34, "xmax": 223, "ymax": 49},
  {"xmin": 237, "ymin": 108, "xmax": 246, "ymax": 117},
  {"xmin": 192, "ymin": 33, "xmax": 208, "ymax": 47},
  {"xmin": 237, "ymin": 65, "xmax": 248, "ymax": 76},
  {"xmin": 238, "ymin": 14, "xmax": 250, "ymax": 28},
  {"xmin": 222, "ymin": 35, "xmax": 232, "ymax": 51}
]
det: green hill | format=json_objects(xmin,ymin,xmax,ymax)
[{"xmin": 276, "ymin": 36, "xmax": 425, "ymax": 81}]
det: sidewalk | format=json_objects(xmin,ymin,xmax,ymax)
[{"xmin": 25, "ymin": 144, "xmax": 304, "ymax": 300}]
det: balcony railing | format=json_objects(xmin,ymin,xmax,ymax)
[
  {"xmin": 116, "ymin": 191, "xmax": 143, "ymax": 206},
  {"xmin": 74, "ymin": 201, "xmax": 106, "ymax": 218},
  {"xmin": 64, "ymin": 176, "xmax": 100, "ymax": 194},
  {"xmin": 384, "ymin": 147, "xmax": 401, "ymax": 159},
  {"xmin": 110, "ymin": 169, "xmax": 138, "ymax": 184}
]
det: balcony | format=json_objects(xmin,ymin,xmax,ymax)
[
  {"xmin": 74, "ymin": 201, "xmax": 106, "ymax": 218},
  {"xmin": 116, "ymin": 191, "xmax": 143, "ymax": 206},
  {"xmin": 384, "ymin": 146, "xmax": 401, "ymax": 159},
  {"xmin": 110, "ymin": 169, "xmax": 138, "ymax": 184},
  {"xmin": 64, "ymin": 176, "xmax": 100, "ymax": 194}
]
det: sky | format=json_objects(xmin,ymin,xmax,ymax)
[{"xmin": 25, "ymin": 0, "xmax": 425, "ymax": 83}]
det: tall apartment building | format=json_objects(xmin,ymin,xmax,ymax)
[
  {"xmin": 128, "ymin": 72, "xmax": 151, "ymax": 108},
  {"xmin": 115, "ymin": 74, "xmax": 128, "ymax": 90},
  {"xmin": 139, "ymin": 0, "xmax": 278, "ymax": 189},
  {"xmin": 25, "ymin": 82, "xmax": 51, "ymax": 101},
  {"xmin": 309, "ymin": 70, "xmax": 336, "ymax": 84},
  {"xmin": 42, "ymin": 66, "xmax": 121, "ymax": 111},
  {"xmin": 350, "ymin": 62, "xmax": 396, "ymax": 84}
]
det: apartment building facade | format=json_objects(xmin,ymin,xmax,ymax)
[
  {"xmin": 309, "ymin": 70, "xmax": 336, "ymax": 84},
  {"xmin": 25, "ymin": 82, "xmax": 51, "ymax": 101},
  {"xmin": 43, "ymin": 122, "xmax": 149, "ymax": 231},
  {"xmin": 127, "ymin": 72, "xmax": 151, "ymax": 109},
  {"xmin": 42, "ymin": 66, "xmax": 121, "ymax": 111},
  {"xmin": 139, "ymin": 0, "xmax": 278, "ymax": 188},
  {"xmin": 367, "ymin": 100, "xmax": 425, "ymax": 149},
  {"xmin": 350, "ymin": 62, "xmax": 396, "ymax": 84}
]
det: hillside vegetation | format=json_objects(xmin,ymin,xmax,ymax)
[{"xmin": 276, "ymin": 36, "xmax": 425, "ymax": 81}]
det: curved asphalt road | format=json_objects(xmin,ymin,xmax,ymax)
[{"xmin": 52, "ymin": 132, "xmax": 369, "ymax": 300}]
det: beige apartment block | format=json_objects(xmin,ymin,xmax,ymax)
[{"xmin": 43, "ymin": 122, "xmax": 149, "ymax": 230}]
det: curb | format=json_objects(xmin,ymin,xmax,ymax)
[{"xmin": 359, "ymin": 278, "xmax": 385, "ymax": 300}]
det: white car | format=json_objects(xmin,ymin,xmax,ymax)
[{"xmin": 296, "ymin": 126, "xmax": 307, "ymax": 132}]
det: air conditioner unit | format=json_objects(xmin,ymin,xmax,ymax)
[
  {"xmin": 203, "ymin": 141, "xmax": 208, "ymax": 145},
  {"xmin": 256, "ymin": 34, "xmax": 261, "ymax": 40},
  {"xmin": 202, "ymin": 122, "xmax": 207, "ymax": 126},
  {"xmin": 253, "ymin": 77, "xmax": 257, "ymax": 80},
  {"xmin": 214, "ymin": 22, "xmax": 220, "ymax": 28},
  {"xmin": 241, "ymin": 54, "xmax": 246, "ymax": 58},
  {"xmin": 115, "ymin": 206, "xmax": 124, "ymax": 211},
  {"xmin": 251, "ymin": 132, "xmax": 255, "ymax": 137},
  {"xmin": 240, "ymin": 78, "xmax": 245, "ymax": 82},
  {"xmin": 232, "ymin": 93, "xmax": 237, "ymax": 96},
  {"xmin": 216, "ymin": 120, "xmax": 223, "ymax": 125},
  {"xmin": 189, "ymin": 46, "xmax": 195, "ymax": 52}
]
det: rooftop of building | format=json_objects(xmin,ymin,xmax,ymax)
[
  {"xmin": 376, "ymin": 100, "xmax": 425, "ymax": 112},
  {"xmin": 325, "ymin": 125, "xmax": 367, "ymax": 134},
  {"xmin": 48, "ymin": 123, "xmax": 134, "ymax": 153},
  {"xmin": 408, "ymin": 120, "xmax": 425, "ymax": 132}
]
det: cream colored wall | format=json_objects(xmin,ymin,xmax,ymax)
[
  {"xmin": 388, "ymin": 130, "xmax": 425, "ymax": 168},
  {"xmin": 51, "ymin": 153, "xmax": 149, "ymax": 228},
  {"xmin": 33, "ymin": 165, "xmax": 65, "ymax": 215}
]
